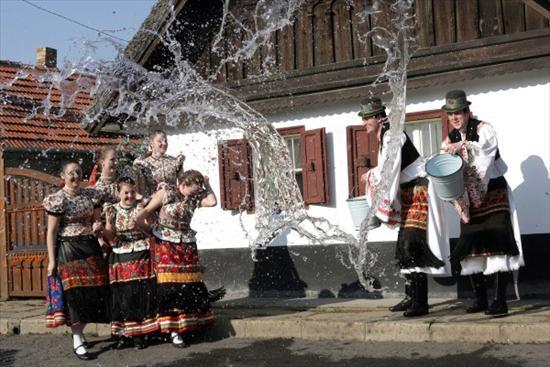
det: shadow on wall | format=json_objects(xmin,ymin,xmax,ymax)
[
  {"xmin": 248, "ymin": 246, "xmax": 308, "ymax": 298},
  {"xmin": 512, "ymin": 155, "xmax": 550, "ymax": 234}
]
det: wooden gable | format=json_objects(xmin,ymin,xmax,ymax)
[
  {"xmin": 86, "ymin": 0, "xmax": 550, "ymax": 132},
  {"xmin": 185, "ymin": 0, "xmax": 549, "ymax": 114}
]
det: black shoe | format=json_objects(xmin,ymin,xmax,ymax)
[
  {"xmin": 389, "ymin": 296, "xmax": 413, "ymax": 312},
  {"xmin": 389, "ymin": 275, "xmax": 413, "ymax": 312},
  {"xmin": 134, "ymin": 336, "xmax": 146, "ymax": 350},
  {"xmin": 485, "ymin": 300, "xmax": 508, "ymax": 316},
  {"xmin": 73, "ymin": 344, "xmax": 92, "ymax": 360},
  {"xmin": 403, "ymin": 303, "xmax": 429, "ymax": 317},
  {"xmin": 466, "ymin": 300, "xmax": 488, "ymax": 313},
  {"xmin": 114, "ymin": 337, "xmax": 131, "ymax": 350}
]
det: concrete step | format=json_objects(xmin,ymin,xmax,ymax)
[{"xmin": 2, "ymin": 298, "xmax": 549, "ymax": 344}]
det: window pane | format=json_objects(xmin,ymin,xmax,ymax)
[
  {"xmin": 286, "ymin": 139, "xmax": 293, "ymax": 160},
  {"xmin": 404, "ymin": 119, "xmax": 442, "ymax": 157},
  {"xmin": 293, "ymin": 138, "xmax": 301, "ymax": 170}
]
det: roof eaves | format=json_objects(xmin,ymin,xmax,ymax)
[{"xmin": 83, "ymin": 0, "xmax": 189, "ymax": 134}]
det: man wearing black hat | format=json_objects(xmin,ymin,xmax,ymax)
[
  {"xmin": 359, "ymin": 97, "xmax": 451, "ymax": 317},
  {"xmin": 441, "ymin": 90, "xmax": 524, "ymax": 315}
]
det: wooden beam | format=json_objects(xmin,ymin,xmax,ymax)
[
  {"xmin": 0, "ymin": 147, "xmax": 9, "ymax": 300},
  {"xmin": 230, "ymin": 31, "xmax": 550, "ymax": 104},
  {"xmin": 523, "ymin": 0, "xmax": 550, "ymax": 19},
  {"xmin": 246, "ymin": 55, "xmax": 550, "ymax": 114}
]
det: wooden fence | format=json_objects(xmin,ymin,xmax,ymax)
[{"xmin": 1, "ymin": 150, "xmax": 60, "ymax": 298}]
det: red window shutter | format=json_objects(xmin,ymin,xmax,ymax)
[
  {"xmin": 346, "ymin": 125, "xmax": 379, "ymax": 198},
  {"xmin": 300, "ymin": 128, "xmax": 329, "ymax": 204},
  {"xmin": 440, "ymin": 111, "xmax": 451, "ymax": 140},
  {"xmin": 217, "ymin": 139, "xmax": 254, "ymax": 211}
]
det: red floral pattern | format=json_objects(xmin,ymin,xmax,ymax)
[
  {"xmin": 58, "ymin": 255, "xmax": 109, "ymax": 290},
  {"xmin": 109, "ymin": 258, "xmax": 154, "ymax": 283},
  {"xmin": 153, "ymin": 240, "xmax": 201, "ymax": 274}
]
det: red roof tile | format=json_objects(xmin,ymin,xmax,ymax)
[{"xmin": 0, "ymin": 60, "xmax": 132, "ymax": 151}]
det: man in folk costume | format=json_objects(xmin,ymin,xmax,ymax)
[
  {"xmin": 441, "ymin": 90, "xmax": 524, "ymax": 315},
  {"xmin": 359, "ymin": 97, "xmax": 451, "ymax": 317}
]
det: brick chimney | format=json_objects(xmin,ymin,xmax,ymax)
[{"xmin": 36, "ymin": 47, "xmax": 57, "ymax": 68}]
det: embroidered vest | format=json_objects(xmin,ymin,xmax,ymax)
[{"xmin": 448, "ymin": 118, "xmax": 501, "ymax": 161}]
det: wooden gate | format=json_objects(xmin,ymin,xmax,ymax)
[{"xmin": 0, "ymin": 154, "xmax": 60, "ymax": 298}]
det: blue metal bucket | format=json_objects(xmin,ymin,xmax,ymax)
[
  {"xmin": 346, "ymin": 196, "xmax": 369, "ymax": 230},
  {"xmin": 425, "ymin": 153, "xmax": 465, "ymax": 200}
]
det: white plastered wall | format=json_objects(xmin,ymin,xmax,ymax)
[{"xmin": 167, "ymin": 68, "xmax": 550, "ymax": 249}]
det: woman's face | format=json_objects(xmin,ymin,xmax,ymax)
[
  {"xmin": 361, "ymin": 115, "xmax": 383, "ymax": 134},
  {"xmin": 117, "ymin": 183, "xmax": 136, "ymax": 206},
  {"xmin": 178, "ymin": 182, "xmax": 201, "ymax": 197},
  {"xmin": 62, "ymin": 163, "xmax": 82, "ymax": 190},
  {"xmin": 447, "ymin": 109, "xmax": 469, "ymax": 131},
  {"xmin": 150, "ymin": 133, "xmax": 168, "ymax": 157},
  {"xmin": 101, "ymin": 149, "xmax": 117, "ymax": 176}
]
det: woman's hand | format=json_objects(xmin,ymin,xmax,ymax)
[
  {"xmin": 156, "ymin": 182, "xmax": 170, "ymax": 191},
  {"xmin": 92, "ymin": 221, "xmax": 104, "ymax": 236},
  {"xmin": 360, "ymin": 172, "xmax": 369, "ymax": 185},
  {"xmin": 47, "ymin": 259, "xmax": 56, "ymax": 276}
]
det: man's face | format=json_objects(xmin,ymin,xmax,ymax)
[
  {"xmin": 447, "ymin": 109, "xmax": 469, "ymax": 131},
  {"xmin": 361, "ymin": 115, "xmax": 383, "ymax": 134}
]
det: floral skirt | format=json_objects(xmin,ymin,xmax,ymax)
[
  {"xmin": 395, "ymin": 178, "xmax": 445, "ymax": 269},
  {"xmin": 451, "ymin": 176, "xmax": 519, "ymax": 263},
  {"xmin": 47, "ymin": 235, "xmax": 110, "ymax": 327},
  {"xmin": 108, "ymin": 249, "xmax": 158, "ymax": 337},
  {"xmin": 151, "ymin": 236, "xmax": 214, "ymax": 334}
]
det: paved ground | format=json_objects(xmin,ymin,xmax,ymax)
[
  {"xmin": 2, "ymin": 297, "xmax": 549, "ymax": 345},
  {"xmin": 1, "ymin": 334, "xmax": 550, "ymax": 367}
]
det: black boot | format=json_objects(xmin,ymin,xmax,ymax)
[
  {"xmin": 486, "ymin": 272, "xmax": 509, "ymax": 316},
  {"xmin": 389, "ymin": 274, "xmax": 413, "ymax": 312},
  {"xmin": 403, "ymin": 273, "xmax": 429, "ymax": 317},
  {"xmin": 466, "ymin": 273, "xmax": 488, "ymax": 313},
  {"xmin": 133, "ymin": 335, "xmax": 146, "ymax": 350}
]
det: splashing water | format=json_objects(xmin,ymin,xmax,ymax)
[{"xmin": 1, "ymin": 0, "xmax": 416, "ymax": 292}]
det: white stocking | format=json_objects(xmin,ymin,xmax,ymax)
[
  {"xmin": 171, "ymin": 332, "xmax": 183, "ymax": 345},
  {"xmin": 71, "ymin": 324, "xmax": 87, "ymax": 355}
]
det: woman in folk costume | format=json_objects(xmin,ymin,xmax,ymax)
[
  {"xmin": 135, "ymin": 170, "xmax": 217, "ymax": 347},
  {"xmin": 440, "ymin": 90, "xmax": 523, "ymax": 315},
  {"xmin": 88, "ymin": 147, "xmax": 120, "ymax": 253},
  {"xmin": 44, "ymin": 162, "xmax": 110, "ymax": 360},
  {"xmin": 89, "ymin": 147, "xmax": 119, "ymax": 205},
  {"xmin": 132, "ymin": 130, "xmax": 185, "ymax": 197},
  {"xmin": 359, "ymin": 97, "xmax": 451, "ymax": 317},
  {"xmin": 133, "ymin": 130, "xmax": 226, "ymax": 303},
  {"xmin": 102, "ymin": 177, "xmax": 158, "ymax": 349}
]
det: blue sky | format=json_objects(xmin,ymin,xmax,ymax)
[{"xmin": 0, "ymin": 0, "xmax": 156, "ymax": 65}]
